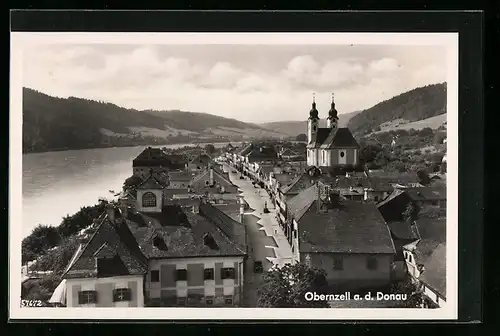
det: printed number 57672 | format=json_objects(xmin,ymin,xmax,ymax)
[{"xmin": 21, "ymin": 299, "xmax": 43, "ymax": 307}]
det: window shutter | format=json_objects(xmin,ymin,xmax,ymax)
[
  {"xmin": 78, "ymin": 292, "xmax": 84, "ymax": 305},
  {"xmin": 220, "ymin": 268, "xmax": 225, "ymax": 280},
  {"xmin": 92, "ymin": 291, "xmax": 98, "ymax": 303},
  {"xmin": 112, "ymin": 289, "xmax": 119, "ymax": 302},
  {"xmin": 125, "ymin": 288, "xmax": 132, "ymax": 301}
]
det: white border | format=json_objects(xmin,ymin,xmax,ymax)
[{"xmin": 10, "ymin": 32, "xmax": 459, "ymax": 320}]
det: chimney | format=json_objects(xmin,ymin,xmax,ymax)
[
  {"xmin": 209, "ymin": 167, "xmax": 214, "ymax": 186},
  {"xmin": 106, "ymin": 203, "xmax": 115, "ymax": 222}
]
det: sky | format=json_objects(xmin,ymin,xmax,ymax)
[{"xmin": 22, "ymin": 44, "xmax": 447, "ymax": 123}]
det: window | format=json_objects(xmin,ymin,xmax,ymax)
[
  {"xmin": 204, "ymin": 268, "xmax": 214, "ymax": 280},
  {"xmin": 150, "ymin": 270, "xmax": 160, "ymax": 282},
  {"xmin": 408, "ymin": 255, "xmax": 413, "ymax": 263},
  {"xmin": 313, "ymin": 125, "xmax": 317, "ymax": 132},
  {"xmin": 78, "ymin": 290, "xmax": 97, "ymax": 304},
  {"xmin": 367, "ymin": 256, "xmax": 378, "ymax": 270},
  {"xmin": 96, "ymin": 256, "xmax": 117, "ymax": 277},
  {"xmin": 177, "ymin": 296, "xmax": 187, "ymax": 306},
  {"xmin": 205, "ymin": 296, "xmax": 214, "ymax": 306},
  {"xmin": 333, "ymin": 256, "xmax": 344, "ymax": 270},
  {"xmin": 142, "ymin": 192, "xmax": 157, "ymax": 207},
  {"xmin": 374, "ymin": 196, "xmax": 379, "ymax": 202},
  {"xmin": 175, "ymin": 269, "xmax": 188, "ymax": 281},
  {"xmin": 113, "ymin": 288, "xmax": 131, "ymax": 302},
  {"xmin": 221, "ymin": 267, "xmax": 235, "ymax": 280},
  {"xmin": 224, "ymin": 295, "xmax": 234, "ymax": 305},
  {"xmin": 340, "ymin": 151, "xmax": 345, "ymax": 158}
]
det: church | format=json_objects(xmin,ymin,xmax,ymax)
[{"xmin": 306, "ymin": 94, "xmax": 361, "ymax": 171}]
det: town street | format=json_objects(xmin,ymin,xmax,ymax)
[{"xmin": 222, "ymin": 163, "xmax": 294, "ymax": 306}]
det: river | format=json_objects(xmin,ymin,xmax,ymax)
[{"xmin": 21, "ymin": 142, "xmax": 236, "ymax": 238}]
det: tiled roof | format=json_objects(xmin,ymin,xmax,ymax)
[
  {"xmin": 281, "ymin": 173, "xmax": 316, "ymax": 195},
  {"xmin": 190, "ymin": 167, "xmax": 234, "ymax": 188},
  {"xmin": 133, "ymin": 147, "xmax": 185, "ymax": 169},
  {"xmin": 323, "ymin": 175, "xmax": 372, "ymax": 190},
  {"xmin": 320, "ymin": 127, "xmax": 360, "ymax": 149},
  {"xmin": 368, "ymin": 173, "xmax": 421, "ymax": 191},
  {"xmin": 169, "ymin": 171, "xmax": 195, "ymax": 182},
  {"xmin": 238, "ymin": 144, "xmax": 254, "ymax": 156},
  {"xmin": 376, "ymin": 189, "xmax": 406, "ymax": 208},
  {"xmin": 419, "ymin": 243, "xmax": 446, "ymax": 298},
  {"xmin": 136, "ymin": 173, "xmax": 167, "ymax": 190},
  {"xmin": 296, "ymin": 192, "xmax": 395, "ymax": 254},
  {"xmin": 246, "ymin": 147, "xmax": 278, "ymax": 160},
  {"xmin": 287, "ymin": 184, "xmax": 318, "ymax": 221},
  {"xmin": 199, "ymin": 202, "xmax": 246, "ymax": 250},
  {"xmin": 127, "ymin": 204, "xmax": 246, "ymax": 259},
  {"xmin": 213, "ymin": 203, "xmax": 242, "ymax": 223},
  {"xmin": 63, "ymin": 213, "xmax": 148, "ymax": 279},
  {"xmin": 307, "ymin": 128, "xmax": 330, "ymax": 148}
]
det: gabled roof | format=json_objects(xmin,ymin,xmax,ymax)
[
  {"xmin": 419, "ymin": 243, "xmax": 446, "ymax": 298},
  {"xmin": 287, "ymin": 184, "xmax": 318, "ymax": 221},
  {"xmin": 295, "ymin": 188, "xmax": 395, "ymax": 254},
  {"xmin": 168, "ymin": 171, "xmax": 195, "ymax": 182},
  {"xmin": 127, "ymin": 204, "xmax": 246, "ymax": 259},
  {"xmin": 133, "ymin": 147, "xmax": 185, "ymax": 169},
  {"xmin": 63, "ymin": 213, "xmax": 148, "ymax": 279},
  {"xmin": 246, "ymin": 146, "xmax": 278, "ymax": 160},
  {"xmin": 281, "ymin": 173, "xmax": 316, "ymax": 195},
  {"xmin": 319, "ymin": 127, "xmax": 360, "ymax": 149},
  {"xmin": 307, "ymin": 128, "xmax": 330, "ymax": 148},
  {"xmin": 136, "ymin": 173, "xmax": 167, "ymax": 190},
  {"xmin": 190, "ymin": 166, "xmax": 234, "ymax": 188}
]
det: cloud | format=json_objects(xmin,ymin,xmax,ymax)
[{"xmin": 22, "ymin": 44, "xmax": 448, "ymax": 123}]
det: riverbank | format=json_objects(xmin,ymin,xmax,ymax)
[{"xmin": 22, "ymin": 139, "xmax": 245, "ymax": 155}]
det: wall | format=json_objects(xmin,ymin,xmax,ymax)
[
  {"xmin": 136, "ymin": 189, "xmax": 163, "ymax": 212},
  {"xmin": 146, "ymin": 256, "xmax": 244, "ymax": 307},
  {"xmin": 66, "ymin": 275, "xmax": 144, "ymax": 307},
  {"xmin": 305, "ymin": 252, "xmax": 393, "ymax": 290}
]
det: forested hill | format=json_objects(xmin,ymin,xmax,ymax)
[
  {"xmin": 347, "ymin": 83, "xmax": 447, "ymax": 136},
  {"xmin": 22, "ymin": 88, "xmax": 285, "ymax": 153}
]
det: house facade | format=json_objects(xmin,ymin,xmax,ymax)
[
  {"xmin": 288, "ymin": 182, "xmax": 396, "ymax": 291},
  {"xmin": 59, "ymin": 170, "xmax": 247, "ymax": 307}
]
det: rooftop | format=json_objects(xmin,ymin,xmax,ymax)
[{"xmin": 291, "ymin": 185, "xmax": 395, "ymax": 254}]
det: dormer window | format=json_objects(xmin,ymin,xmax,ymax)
[
  {"xmin": 96, "ymin": 256, "xmax": 117, "ymax": 277},
  {"xmin": 142, "ymin": 192, "xmax": 157, "ymax": 207}
]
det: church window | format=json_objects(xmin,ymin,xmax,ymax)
[
  {"xmin": 340, "ymin": 151, "xmax": 345, "ymax": 158},
  {"xmin": 142, "ymin": 192, "xmax": 157, "ymax": 207}
]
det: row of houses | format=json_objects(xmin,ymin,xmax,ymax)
[
  {"xmin": 49, "ymin": 146, "xmax": 251, "ymax": 307},
  {"xmin": 221, "ymin": 95, "xmax": 447, "ymax": 307}
]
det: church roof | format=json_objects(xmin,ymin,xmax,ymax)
[
  {"xmin": 319, "ymin": 127, "xmax": 360, "ymax": 149},
  {"xmin": 307, "ymin": 128, "xmax": 330, "ymax": 148}
]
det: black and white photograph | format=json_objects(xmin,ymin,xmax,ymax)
[{"xmin": 10, "ymin": 32, "xmax": 458, "ymax": 320}]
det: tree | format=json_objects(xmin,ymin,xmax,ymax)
[
  {"xmin": 257, "ymin": 263, "xmax": 330, "ymax": 308},
  {"xmin": 296, "ymin": 133, "xmax": 307, "ymax": 142},
  {"xmin": 402, "ymin": 201, "xmax": 420, "ymax": 222},
  {"xmin": 22, "ymin": 225, "xmax": 61, "ymax": 264},
  {"xmin": 389, "ymin": 275, "xmax": 424, "ymax": 308},
  {"xmin": 123, "ymin": 175, "xmax": 143, "ymax": 189},
  {"xmin": 416, "ymin": 169, "xmax": 431, "ymax": 186},
  {"xmin": 30, "ymin": 236, "xmax": 81, "ymax": 274},
  {"xmin": 433, "ymin": 131, "xmax": 446, "ymax": 145},
  {"xmin": 204, "ymin": 144, "xmax": 216, "ymax": 154}
]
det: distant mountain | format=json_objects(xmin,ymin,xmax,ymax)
[
  {"xmin": 22, "ymin": 88, "xmax": 286, "ymax": 153},
  {"xmin": 259, "ymin": 110, "xmax": 361, "ymax": 137},
  {"xmin": 347, "ymin": 83, "xmax": 447, "ymax": 136}
]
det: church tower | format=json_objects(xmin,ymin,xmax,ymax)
[
  {"xmin": 326, "ymin": 93, "xmax": 339, "ymax": 129},
  {"xmin": 307, "ymin": 93, "xmax": 320, "ymax": 144}
]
